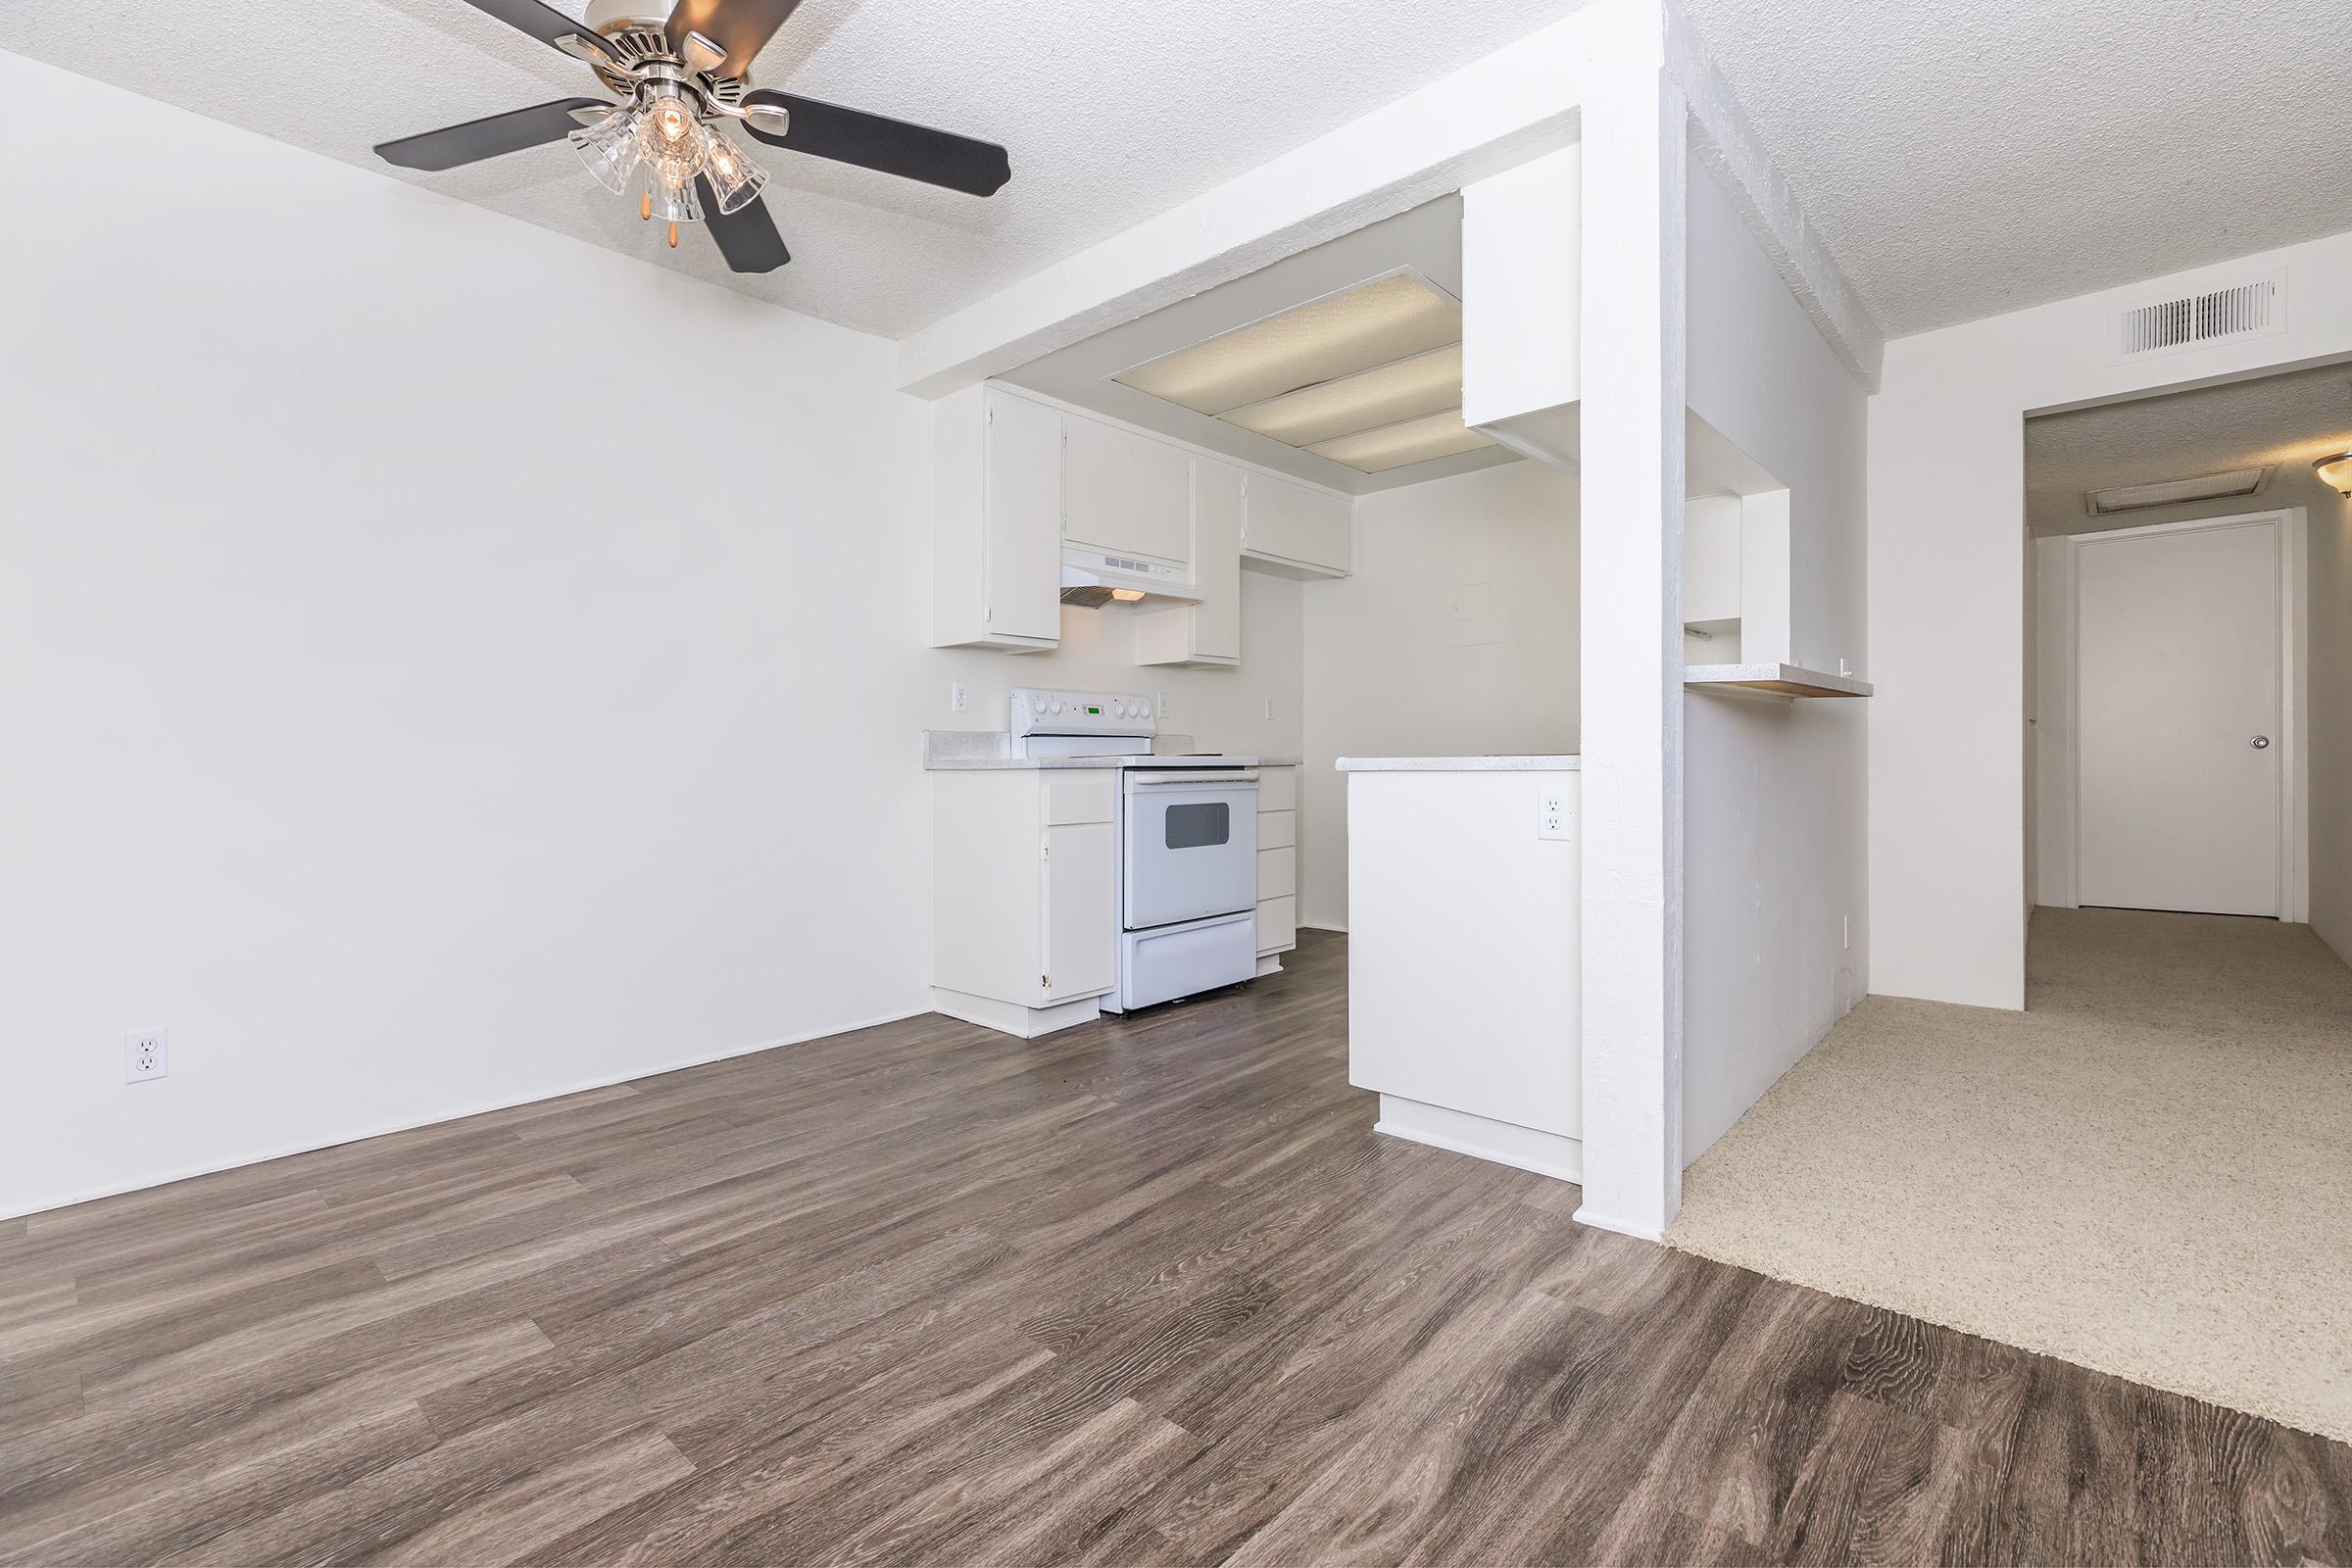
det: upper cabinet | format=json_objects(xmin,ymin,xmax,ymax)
[
  {"xmin": 1243, "ymin": 473, "xmax": 1352, "ymax": 577},
  {"xmin": 932, "ymin": 385, "xmax": 1062, "ymax": 652},
  {"xmin": 1063, "ymin": 416, "xmax": 1192, "ymax": 565},
  {"xmin": 932, "ymin": 382, "xmax": 1352, "ymax": 655},
  {"xmin": 1137, "ymin": 458, "xmax": 1244, "ymax": 667}
]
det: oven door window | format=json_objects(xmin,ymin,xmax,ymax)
[{"xmin": 1163, "ymin": 802, "xmax": 1230, "ymax": 850}]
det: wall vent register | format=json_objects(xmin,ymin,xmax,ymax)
[{"xmin": 2113, "ymin": 271, "xmax": 2284, "ymax": 362}]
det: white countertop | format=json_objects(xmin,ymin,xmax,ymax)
[
  {"xmin": 923, "ymin": 731, "xmax": 1298, "ymax": 770},
  {"xmin": 1336, "ymin": 756, "xmax": 1582, "ymax": 772}
]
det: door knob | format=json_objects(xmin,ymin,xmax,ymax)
[{"xmin": 2251, "ymin": 735, "xmax": 2272, "ymax": 750}]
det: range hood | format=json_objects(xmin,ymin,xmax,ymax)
[{"xmin": 1059, "ymin": 546, "xmax": 1202, "ymax": 609}]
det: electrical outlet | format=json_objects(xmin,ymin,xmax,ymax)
[
  {"xmin": 1155, "ymin": 690, "xmax": 1172, "ymax": 719},
  {"xmin": 949, "ymin": 680, "xmax": 967, "ymax": 713},
  {"xmin": 1537, "ymin": 787, "xmax": 1571, "ymax": 841},
  {"xmin": 1842, "ymin": 913, "xmax": 1851, "ymax": 951},
  {"xmin": 125, "ymin": 1028, "xmax": 168, "ymax": 1083},
  {"xmin": 1263, "ymin": 697, "xmax": 1275, "ymax": 721}
]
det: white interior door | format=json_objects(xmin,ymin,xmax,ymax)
[{"xmin": 2076, "ymin": 517, "xmax": 2280, "ymax": 916}]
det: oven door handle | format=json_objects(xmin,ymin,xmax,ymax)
[{"xmin": 1126, "ymin": 769, "xmax": 1259, "ymax": 787}]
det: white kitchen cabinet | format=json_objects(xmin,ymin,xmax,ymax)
[
  {"xmin": 933, "ymin": 767, "xmax": 1119, "ymax": 1037},
  {"xmin": 1242, "ymin": 473, "xmax": 1351, "ymax": 577},
  {"xmin": 1254, "ymin": 765, "xmax": 1299, "ymax": 963},
  {"xmin": 1064, "ymin": 414, "xmax": 1193, "ymax": 566},
  {"xmin": 1043, "ymin": 823, "xmax": 1116, "ymax": 1001},
  {"xmin": 931, "ymin": 385, "xmax": 1063, "ymax": 652},
  {"xmin": 1135, "ymin": 458, "xmax": 1244, "ymax": 667}
]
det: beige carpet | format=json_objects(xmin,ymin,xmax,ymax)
[{"xmin": 1670, "ymin": 906, "xmax": 2352, "ymax": 1443}]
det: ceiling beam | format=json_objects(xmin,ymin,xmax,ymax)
[
  {"xmin": 891, "ymin": 0, "xmax": 1628, "ymax": 397},
  {"xmin": 894, "ymin": 0, "xmax": 1883, "ymax": 400}
]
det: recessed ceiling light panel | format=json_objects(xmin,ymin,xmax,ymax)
[
  {"xmin": 1114, "ymin": 273, "xmax": 1462, "ymax": 416},
  {"xmin": 1307, "ymin": 409, "xmax": 1495, "ymax": 473},
  {"xmin": 1222, "ymin": 345, "xmax": 1464, "ymax": 448}
]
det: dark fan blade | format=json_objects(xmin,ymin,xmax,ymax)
[
  {"xmin": 458, "ymin": 0, "xmax": 619, "ymax": 62},
  {"xmin": 699, "ymin": 179, "xmax": 792, "ymax": 273},
  {"xmin": 664, "ymin": 0, "xmax": 802, "ymax": 75},
  {"xmin": 374, "ymin": 99, "xmax": 611, "ymax": 172},
  {"xmin": 738, "ymin": 91, "xmax": 1010, "ymax": 197}
]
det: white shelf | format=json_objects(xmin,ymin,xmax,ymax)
[{"xmin": 1685, "ymin": 662, "xmax": 1872, "ymax": 699}]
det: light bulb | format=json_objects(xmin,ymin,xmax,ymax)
[
  {"xmin": 650, "ymin": 96, "xmax": 695, "ymax": 145},
  {"xmin": 1109, "ymin": 588, "xmax": 1147, "ymax": 603},
  {"xmin": 701, "ymin": 126, "xmax": 770, "ymax": 215}
]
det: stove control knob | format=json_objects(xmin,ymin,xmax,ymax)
[
  {"xmin": 1032, "ymin": 698, "xmax": 1047, "ymax": 716},
  {"xmin": 1111, "ymin": 701, "xmax": 1127, "ymax": 717},
  {"xmin": 1049, "ymin": 699, "xmax": 1062, "ymax": 714}
]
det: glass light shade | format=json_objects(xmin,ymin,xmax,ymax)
[
  {"xmin": 2315, "ymin": 452, "xmax": 2352, "ymax": 495},
  {"xmin": 567, "ymin": 102, "xmax": 644, "ymax": 194},
  {"xmin": 702, "ymin": 127, "xmax": 770, "ymax": 215},
  {"xmin": 637, "ymin": 161, "xmax": 704, "ymax": 223}
]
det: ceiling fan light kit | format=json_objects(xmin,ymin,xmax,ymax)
[{"xmin": 372, "ymin": 0, "xmax": 1011, "ymax": 275}]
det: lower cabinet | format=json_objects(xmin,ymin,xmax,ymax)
[
  {"xmin": 934, "ymin": 769, "xmax": 1117, "ymax": 1036},
  {"xmin": 1042, "ymin": 821, "xmax": 1115, "ymax": 1002},
  {"xmin": 1255, "ymin": 766, "xmax": 1300, "ymax": 960}
]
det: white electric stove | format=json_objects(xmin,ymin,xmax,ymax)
[{"xmin": 1009, "ymin": 689, "xmax": 1258, "ymax": 1011}]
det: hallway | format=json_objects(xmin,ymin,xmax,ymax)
[{"xmin": 1672, "ymin": 906, "xmax": 2352, "ymax": 1442}]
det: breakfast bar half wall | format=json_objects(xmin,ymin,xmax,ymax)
[{"xmin": 1338, "ymin": 756, "xmax": 1583, "ymax": 1180}]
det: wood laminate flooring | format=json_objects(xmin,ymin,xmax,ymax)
[{"xmin": 3, "ymin": 930, "xmax": 2347, "ymax": 1565}]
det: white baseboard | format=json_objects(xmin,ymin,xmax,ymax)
[
  {"xmin": 1374, "ymin": 1094, "xmax": 1580, "ymax": 1184},
  {"xmin": 1570, "ymin": 1205, "xmax": 1666, "ymax": 1242},
  {"xmin": 931, "ymin": 987, "xmax": 1103, "ymax": 1040},
  {"xmin": 8, "ymin": 1004, "xmax": 932, "ymax": 1223},
  {"xmin": 1299, "ymin": 919, "xmax": 1348, "ymax": 934}
]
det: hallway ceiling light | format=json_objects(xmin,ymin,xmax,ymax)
[
  {"xmin": 2314, "ymin": 451, "xmax": 2352, "ymax": 496},
  {"xmin": 2086, "ymin": 466, "xmax": 2269, "ymax": 514},
  {"xmin": 1114, "ymin": 273, "xmax": 1462, "ymax": 417}
]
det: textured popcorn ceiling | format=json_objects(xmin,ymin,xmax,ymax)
[
  {"xmin": 0, "ymin": 0, "xmax": 1592, "ymax": 337},
  {"xmin": 2026, "ymin": 361, "xmax": 2352, "ymax": 535},
  {"xmin": 1681, "ymin": 0, "xmax": 2352, "ymax": 338}
]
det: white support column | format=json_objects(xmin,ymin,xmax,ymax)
[{"xmin": 1573, "ymin": 57, "xmax": 1688, "ymax": 1240}]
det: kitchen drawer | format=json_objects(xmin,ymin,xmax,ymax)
[
  {"xmin": 1256, "ymin": 766, "xmax": 1297, "ymax": 812},
  {"xmin": 1043, "ymin": 770, "xmax": 1116, "ymax": 826},
  {"xmin": 1256, "ymin": 846, "xmax": 1296, "ymax": 901},
  {"xmin": 1256, "ymin": 808, "xmax": 1295, "ymax": 851},
  {"xmin": 1255, "ymin": 895, "xmax": 1297, "ymax": 956}
]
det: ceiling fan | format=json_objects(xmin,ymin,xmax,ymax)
[{"xmin": 373, "ymin": 0, "xmax": 1011, "ymax": 272}]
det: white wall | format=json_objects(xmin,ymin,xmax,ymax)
[
  {"xmin": 1679, "ymin": 157, "xmax": 1869, "ymax": 1161},
  {"xmin": 931, "ymin": 574, "xmax": 1302, "ymax": 761},
  {"xmin": 1871, "ymin": 229, "xmax": 2352, "ymax": 1007},
  {"xmin": 1298, "ymin": 462, "xmax": 1580, "ymax": 928},
  {"xmin": 0, "ymin": 54, "xmax": 1302, "ymax": 1218},
  {"xmin": 2307, "ymin": 490, "xmax": 2352, "ymax": 962}
]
